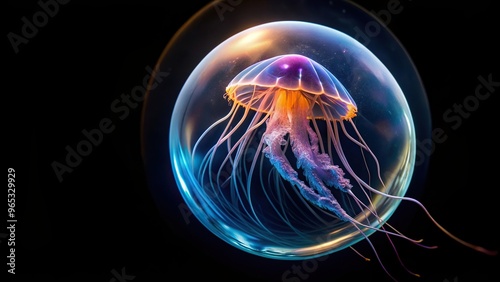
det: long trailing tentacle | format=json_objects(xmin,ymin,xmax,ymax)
[{"xmin": 338, "ymin": 118, "xmax": 497, "ymax": 256}]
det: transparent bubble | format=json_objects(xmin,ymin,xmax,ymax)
[{"xmin": 142, "ymin": 0, "xmax": 432, "ymax": 261}]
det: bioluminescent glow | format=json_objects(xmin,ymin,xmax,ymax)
[{"xmin": 142, "ymin": 4, "xmax": 497, "ymax": 280}]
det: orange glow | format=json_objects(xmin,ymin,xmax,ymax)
[
  {"xmin": 228, "ymin": 86, "xmax": 357, "ymax": 121},
  {"xmin": 344, "ymin": 104, "xmax": 357, "ymax": 120},
  {"xmin": 275, "ymin": 90, "xmax": 308, "ymax": 111}
]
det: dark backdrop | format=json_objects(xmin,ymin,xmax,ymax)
[{"xmin": 6, "ymin": 0, "xmax": 498, "ymax": 281}]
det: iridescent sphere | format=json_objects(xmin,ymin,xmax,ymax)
[
  {"xmin": 168, "ymin": 19, "xmax": 421, "ymax": 259},
  {"xmin": 142, "ymin": 0, "xmax": 433, "ymax": 266}
]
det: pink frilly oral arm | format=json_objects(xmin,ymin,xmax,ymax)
[{"xmin": 262, "ymin": 111, "xmax": 349, "ymax": 220}]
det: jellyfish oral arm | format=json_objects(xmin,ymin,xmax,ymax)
[{"xmin": 262, "ymin": 90, "xmax": 351, "ymax": 220}]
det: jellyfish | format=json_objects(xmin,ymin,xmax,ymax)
[
  {"xmin": 218, "ymin": 54, "xmax": 359, "ymax": 220},
  {"xmin": 191, "ymin": 54, "xmax": 497, "ymax": 281}
]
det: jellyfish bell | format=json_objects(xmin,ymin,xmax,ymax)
[{"xmin": 225, "ymin": 54, "xmax": 357, "ymax": 120}]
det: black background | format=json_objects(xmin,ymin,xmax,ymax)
[{"xmin": 5, "ymin": 0, "xmax": 499, "ymax": 281}]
